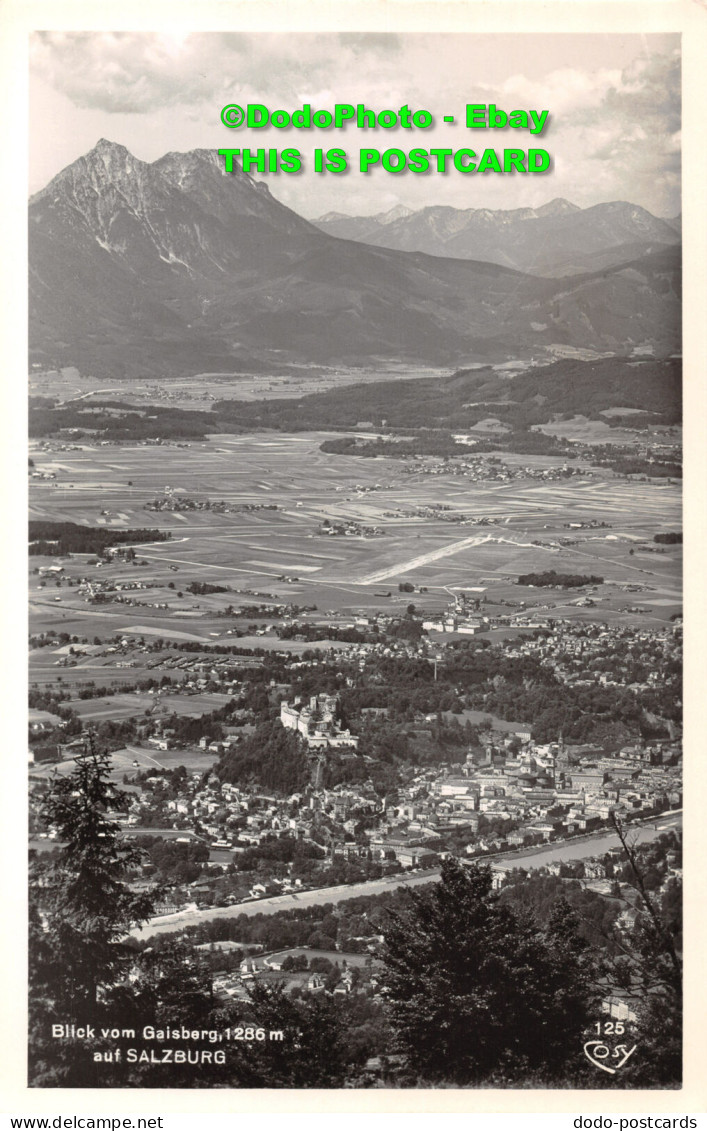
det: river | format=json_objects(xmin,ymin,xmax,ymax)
[{"xmin": 131, "ymin": 811, "xmax": 681, "ymax": 941}]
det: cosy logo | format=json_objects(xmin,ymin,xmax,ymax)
[{"xmin": 583, "ymin": 1039, "xmax": 638, "ymax": 1074}]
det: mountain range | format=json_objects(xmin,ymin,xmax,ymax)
[
  {"xmin": 312, "ymin": 199, "xmax": 681, "ymax": 277},
  {"xmin": 28, "ymin": 140, "xmax": 681, "ymax": 377}
]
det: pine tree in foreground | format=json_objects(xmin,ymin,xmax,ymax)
[
  {"xmin": 29, "ymin": 737, "xmax": 155, "ymax": 1085},
  {"xmin": 381, "ymin": 858, "xmax": 598, "ymax": 1086}
]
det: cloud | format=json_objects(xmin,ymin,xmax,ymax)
[
  {"xmin": 601, "ymin": 50, "xmax": 681, "ymax": 132},
  {"xmin": 30, "ymin": 31, "xmax": 407, "ymax": 114},
  {"xmin": 489, "ymin": 66, "xmax": 624, "ymax": 117},
  {"xmin": 467, "ymin": 48, "xmax": 680, "ymax": 215},
  {"xmin": 575, "ymin": 51, "xmax": 681, "ymax": 211},
  {"xmin": 29, "ymin": 32, "xmax": 682, "ymax": 217},
  {"xmin": 338, "ymin": 33, "xmax": 402, "ymax": 53},
  {"xmin": 31, "ymin": 32, "xmax": 224, "ymax": 113}
]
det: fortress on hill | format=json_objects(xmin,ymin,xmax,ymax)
[{"xmin": 280, "ymin": 694, "xmax": 359, "ymax": 751}]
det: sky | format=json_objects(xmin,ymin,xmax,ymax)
[{"xmin": 29, "ymin": 31, "xmax": 681, "ymax": 219}]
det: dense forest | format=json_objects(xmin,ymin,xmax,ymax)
[
  {"xmin": 590, "ymin": 453, "xmax": 682, "ymax": 479},
  {"xmin": 319, "ymin": 429, "xmax": 577, "ymax": 460},
  {"xmin": 516, "ymin": 570, "xmax": 604, "ymax": 588},
  {"xmin": 217, "ymin": 721, "xmax": 312, "ymax": 795},
  {"xmin": 28, "ymin": 520, "xmax": 171, "ymax": 556},
  {"xmin": 654, "ymin": 532, "xmax": 683, "ymax": 544},
  {"xmin": 28, "ymin": 398, "xmax": 216, "ymax": 441},
  {"xmin": 185, "ymin": 581, "xmax": 231, "ymax": 595}
]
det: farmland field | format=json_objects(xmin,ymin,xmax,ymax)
[
  {"xmin": 29, "ymin": 431, "xmax": 681, "ymax": 642},
  {"xmin": 29, "ymin": 742, "xmax": 220, "ymax": 783},
  {"xmin": 28, "ymin": 422, "xmax": 681, "ymax": 728},
  {"xmin": 29, "ymin": 363, "xmax": 442, "ymax": 411}
]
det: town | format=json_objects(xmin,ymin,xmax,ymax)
[
  {"xmin": 27, "ymin": 370, "xmax": 683, "ymax": 1088},
  {"xmin": 29, "ymin": 600, "xmax": 682, "ymax": 917}
]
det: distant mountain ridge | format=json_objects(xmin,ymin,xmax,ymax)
[
  {"xmin": 312, "ymin": 198, "xmax": 681, "ymax": 277},
  {"xmin": 29, "ymin": 140, "xmax": 681, "ymax": 377},
  {"xmin": 317, "ymin": 203, "xmax": 414, "ymax": 226}
]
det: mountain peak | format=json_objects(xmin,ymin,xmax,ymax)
[
  {"xmin": 535, "ymin": 198, "xmax": 579, "ymax": 217},
  {"xmin": 87, "ymin": 138, "xmax": 137, "ymax": 171},
  {"xmin": 92, "ymin": 137, "xmax": 129, "ymax": 154},
  {"xmin": 376, "ymin": 203, "xmax": 414, "ymax": 224},
  {"xmin": 30, "ymin": 138, "xmax": 143, "ymax": 206}
]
